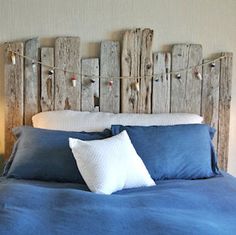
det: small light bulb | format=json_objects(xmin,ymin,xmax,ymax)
[
  {"xmin": 11, "ymin": 52, "xmax": 16, "ymax": 65},
  {"xmin": 32, "ymin": 61, "xmax": 37, "ymax": 72},
  {"xmin": 196, "ymin": 71, "xmax": 202, "ymax": 80},
  {"xmin": 210, "ymin": 62, "xmax": 216, "ymax": 68},
  {"xmin": 176, "ymin": 73, "xmax": 181, "ymax": 79},
  {"xmin": 108, "ymin": 80, "xmax": 113, "ymax": 91},
  {"xmin": 48, "ymin": 69, "xmax": 54, "ymax": 76},
  {"xmin": 71, "ymin": 75, "xmax": 77, "ymax": 87},
  {"xmin": 134, "ymin": 82, "xmax": 140, "ymax": 92}
]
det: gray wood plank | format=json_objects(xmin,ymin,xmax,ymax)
[
  {"xmin": 24, "ymin": 38, "xmax": 39, "ymax": 125},
  {"xmin": 121, "ymin": 29, "xmax": 142, "ymax": 113},
  {"xmin": 121, "ymin": 28, "xmax": 153, "ymax": 113},
  {"xmin": 218, "ymin": 52, "xmax": 233, "ymax": 171},
  {"xmin": 55, "ymin": 37, "xmax": 81, "ymax": 110},
  {"xmin": 152, "ymin": 52, "xmax": 171, "ymax": 113},
  {"xmin": 100, "ymin": 41, "xmax": 120, "ymax": 113},
  {"xmin": 81, "ymin": 58, "xmax": 99, "ymax": 112},
  {"xmin": 201, "ymin": 59, "xmax": 220, "ymax": 148},
  {"xmin": 139, "ymin": 28, "xmax": 153, "ymax": 113},
  {"xmin": 4, "ymin": 42, "xmax": 24, "ymax": 159},
  {"xmin": 40, "ymin": 47, "xmax": 55, "ymax": 111},
  {"xmin": 171, "ymin": 44, "xmax": 203, "ymax": 114}
]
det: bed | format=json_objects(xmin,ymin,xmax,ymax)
[
  {"xmin": 2, "ymin": 35, "xmax": 234, "ymax": 234},
  {"xmin": 0, "ymin": 111, "xmax": 236, "ymax": 235},
  {"xmin": 0, "ymin": 172, "xmax": 236, "ymax": 235}
]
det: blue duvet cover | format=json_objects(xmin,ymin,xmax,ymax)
[{"xmin": 0, "ymin": 173, "xmax": 236, "ymax": 235}]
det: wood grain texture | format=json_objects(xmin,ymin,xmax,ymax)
[
  {"xmin": 24, "ymin": 38, "xmax": 39, "ymax": 125},
  {"xmin": 121, "ymin": 29, "xmax": 142, "ymax": 113},
  {"xmin": 121, "ymin": 28, "xmax": 153, "ymax": 113},
  {"xmin": 152, "ymin": 52, "xmax": 171, "ymax": 113},
  {"xmin": 171, "ymin": 44, "xmax": 203, "ymax": 114},
  {"xmin": 139, "ymin": 28, "xmax": 153, "ymax": 113},
  {"xmin": 81, "ymin": 58, "xmax": 99, "ymax": 112},
  {"xmin": 2, "ymin": 35, "xmax": 233, "ymax": 171},
  {"xmin": 4, "ymin": 42, "xmax": 24, "ymax": 159},
  {"xmin": 218, "ymin": 52, "xmax": 233, "ymax": 170},
  {"xmin": 201, "ymin": 59, "xmax": 220, "ymax": 148},
  {"xmin": 100, "ymin": 41, "xmax": 120, "ymax": 113},
  {"xmin": 40, "ymin": 47, "xmax": 55, "ymax": 111},
  {"xmin": 55, "ymin": 37, "xmax": 81, "ymax": 110}
]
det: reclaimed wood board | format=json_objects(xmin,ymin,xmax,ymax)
[
  {"xmin": 171, "ymin": 44, "xmax": 203, "ymax": 114},
  {"xmin": 40, "ymin": 47, "xmax": 55, "ymax": 111},
  {"xmin": 55, "ymin": 37, "xmax": 81, "ymax": 110},
  {"xmin": 100, "ymin": 41, "xmax": 120, "ymax": 113},
  {"xmin": 24, "ymin": 38, "xmax": 40, "ymax": 125},
  {"xmin": 201, "ymin": 59, "xmax": 220, "ymax": 148},
  {"xmin": 121, "ymin": 29, "xmax": 142, "ymax": 113},
  {"xmin": 2, "ymin": 35, "xmax": 233, "ymax": 171},
  {"xmin": 152, "ymin": 52, "xmax": 171, "ymax": 113},
  {"xmin": 4, "ymin": 42, "xmax": 24, "ymax": 159},
  {"xmin": 121, "ymin": 28, "xmax": 153, "ymax": 113},
  {"xmin": 218, "ymin": 52, "xmax": 233, "ymax": 170},
  {"xmin": 81, "ymin": 58, "xmax": 99, "ymax": 112},
  {"xmin": 139, "ymin": 28, "xmax": 153, "ymax": 113}
]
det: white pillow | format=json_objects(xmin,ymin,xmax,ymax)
[
  {"xmin": 33, "ymin": 110, "xmax": 203, "ymax": 131},
  {"xmin": 69, "ymin": 131, "xmax": 155, "ymax": 195}
]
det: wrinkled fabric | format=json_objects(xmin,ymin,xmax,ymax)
[
  {"xmin": 112, "ymin": 124, "xmax": 219, "ymax": 180},
  {"xmin": 0, "ymin": 173, "xmax": 236, "ymax": 235}
]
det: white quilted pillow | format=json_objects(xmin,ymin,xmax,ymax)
[
  {"xmin": 33, "ymin": 110, "xmax": 203, "ymax": 132},
  {"xmin": 69, "ymin": 131, "xmax": 155, "ymax": 195}
]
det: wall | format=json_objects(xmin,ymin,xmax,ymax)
[{"xmin": 0, "ymin": 0, "xmax": 236, "ymax": 174}]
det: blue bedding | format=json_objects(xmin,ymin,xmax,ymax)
[{"xmin": 0, "ymin": 173, "xmax": 236, "ymax": 235}]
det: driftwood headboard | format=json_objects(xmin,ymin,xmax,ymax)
[{"xmin": 4, "ymin": 28, "xmax": 233, "ymax": 171}]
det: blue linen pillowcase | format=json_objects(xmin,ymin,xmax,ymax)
[
  {"xmin": 111, "ymin": 124, "xmax": 219, "ymax": 180},
  {"xmin": 3, "ymin": 126, "xmax": 112, "ymax": 183}
]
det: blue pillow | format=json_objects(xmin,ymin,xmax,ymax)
[
  {"xmin": 112, "ymin": 124, "xmax": 219, "ymax": 180},
  {"xmin": 3, "ymin": 126, "xmax": 112, "ymax": 183},
  {"xmin": 209, "ymin": 126, "xmax": 216, "ymax": 140}
]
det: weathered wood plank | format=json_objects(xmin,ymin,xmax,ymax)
[
  {"xmin": 24, "ymin": 38, "xmax": 39, "ymax": 125},
  {"xmin": 152, "ymin": 52, "xmax": 171, "ymax": 113},
  {"xmin": 4, "ymin": 42, "xmax": 24, "ymax": 159},
  {"xmin": 201, "ymin": 59, "xmax": 220, "ymax": 148},
  {"xmin": 139, "ymin": 28, "xmax": 153, "ymax": 113},
  {"xmin": 55, "ymin": 37, "xmax": 81, "ymax": 110},
  {"xmin": 171, "ymin": 44, "xmax": 203, "ymax": 114},
  {"xmin": 40, "ymin": 47, "xmax": 55, "ymax": 111},
  {"xmin": 121, "ymin": 29, "xmax": 142, "ymax": 113},
  {"xmin": 81, "ymin": 58, "xmax": 99, "ymax": 112},
  {"xmin": 121, "ymin": 28, "xmax": 153, "ymax": 113},
  {"xmin": 218, "ymin": 52, "xmax": 233, "ymax": 170},
  {"xmin": 100, "ymin": 41, "xmax": 120, "ymax": 113}
]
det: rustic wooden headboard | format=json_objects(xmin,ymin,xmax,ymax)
[{"xmin": 4, "ymin": 28, "xmax": 233, "ymax": 171}]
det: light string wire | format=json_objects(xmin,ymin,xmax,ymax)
[{"xmin": 7, "ymin": 45, "xmax": 231, "ymax": 81}]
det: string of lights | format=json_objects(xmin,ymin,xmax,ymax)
[{"xmin": 6, "ymin": 44, "xmax": 231, "ymax": 83}]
